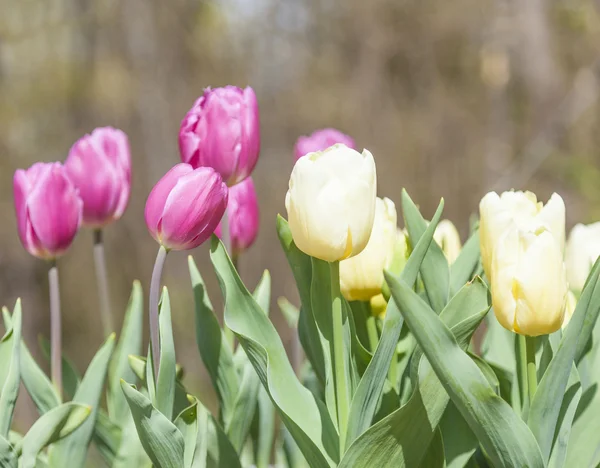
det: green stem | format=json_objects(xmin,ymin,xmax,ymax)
[
  {"xmin": 517, "ymin": 334, "xmax": 528, "ymax": 412},
  {"xmin": 48, "ymin": 260, "xmax": 62, "ymax": 399},
  {"xmin": 149, "ymin": 246, "xmax": 168, "ymax": 381},
  {"xmin": 93, "ymin": 229, "xmax": 113, "ymax": 338},
  {"xmin": 526, "ymin": 335, "xmax": 537, "ymax": 405},
  {"xmin": 366, "ymin": 314, "xmax": 379, "ymax": 353},
  {"xmin": 330, "ymin": 261, "xmax": 349, "ymax": 456}
]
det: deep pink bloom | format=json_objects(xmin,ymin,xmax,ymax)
[
  {"xmin": 294, "ymin": 128, "xmax": 356, "ymax": 160},
  {"xmin": 65, "ymin": 127, "xmax": 131, "ymax": 228},
  {"xmin": 145, "ymin": 163, "xmax": 228, "ymax": 251},
  {"xmin": 14, "ymin": 162, "xmax": 83, "ymax": 259},
  {"xmin": 215, "ymin": 177, "xmax": 259, "ymax": 256},
  {"xmin": 178, "ymin": 86, "xmax": 260, "ymax": 186}
]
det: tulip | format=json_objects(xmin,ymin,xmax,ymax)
[
  {"xmin": 370, "ymin": 294, "xmax": 388, "ymax": 318},
  {"xmin": 285, "ymin": 144, "xmax": 377, "ymax": 262},
  {"xmin": 340, "ymin": 197, "xmax": 397, "ymax": 301},
  {"xmin": 434, "ymin": 219, "xmax": 462, "ymax": 264},
  {"xmin": 214, "ymin": 177, "xmax": 259, "ymax": 259},
  {"xmin": 179, "ymin": 86, "xmax": 260, "ymax": 186},
  {"xmin": 65, "ymin": 127, "xmax": 131, "ymax": 227},
  {"xmin": 14, "ymin": 162, "xmax": 83, "ymax": 260},
  {"xmin": 294, "ymin": 128, "xmax": 355, "ymax": 161},
  {"xmin": 491, "ymin": 226, "xmax": 568, "ymax": 336},
  {"xmin": 562, "ymin": 290, "xmax": 577, "ymax": 329},
  {"xmin": 565, "ymin": 222, "xmax": 600, "ymax": 292},
  {"xmin": 145, "ymin": 163, "xmax": 228, "ymax": 251},
  {"xmin": 479, "ymin": 191, "xmax": 565, "ymax": 279}
]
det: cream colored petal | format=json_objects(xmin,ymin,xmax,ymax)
[
  {"xmin": 566, "ymin": 222, "xmax": 600, "ymax": 292},
  {"xmin": 562, "ymin": 290, "xmax": 577, "ymax": 329},
  {"xmin": 434, "ymin": 219, "xmax": 462, "ymax": 264},
  {"xmin": 536, "ymin": 193, "xmax": 565, "ymax": 253},
  {"xmin": 490, "ymin": 228, "xmax": 520, "ymax": 333}
]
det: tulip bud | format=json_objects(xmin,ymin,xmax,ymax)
[
  {"xmin": 565, "ymin": 222, "xmax": 600, "ymax": 293},
  {"xmin": 179, "ymin": 86, "xmax": 260, "ymax": 186},
  {"xmin": 285, "ymin": 144, "xmax": 377, "ymax": 262},
  {"xmin": 65, "ymin": 127, "xmax": 131, "ymax": 228},
  {"xmin": 214, "ymin": 177, "xmax": 259, "ymax": 257},
  {"xmin": 491, "ymin": 227, "xmax": 568, "ymax": 336},
  {"xmin": 14, "ymin": 162, "xmax": 83, "ymax": 259},
  {"xmin": 434, "ymin": 219, "xmax": 462, "ymax": 264},
  {"xmin": 479, "ymin": 191, "xmax": 565, "ymax": 279},
  {"xmin": 340, "ymin": 197, "xmax": 397, "ymax": 301},
  {"xmin": 145, "ymin": 163, "xmax": 228, "ymax": 251},
  {"xmin": 294, "ymin": 128, "xmax": 355, "ymax": 161},
  {"xmin": 562, "ymin": 290, "xmax": 577, "ymax": 329}
]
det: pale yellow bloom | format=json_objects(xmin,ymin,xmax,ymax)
[
  {"xmin": 565, "ymin": 222, "xmax": 600, "ymax": 293},
  {"xmin": 340, "ymin": 197, "xmax": 397, "ymax": 301},
  {"xmin": 370, "ymin": 294, "xmax": 388, "ymax": 318},
  {"xmin": 562, "ymin": 290, "xmax": 577, "ymax": 329},
  {"xmin": 434, "ymin": 219, "xmax": 462, "ymax": 264},
  {"xmin": 285, "ymin": 144, "xmax": 377, "ymax": 262},
  {"xmin": 491, "ymin": 227, "xmax": 568, "ymax": 336}
]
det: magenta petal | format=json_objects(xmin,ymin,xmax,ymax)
[
  {"xmin": 294, "ymin": 128, "xmax": 355, "ymax": 160},
  {"xmin": 227, "ymin": 177, "xmax": 259, "ymax": 254}
]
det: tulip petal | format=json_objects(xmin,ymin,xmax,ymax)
[
  {"xmin": 490, "ymin": 228, "xmax": 519, "ymax": 332},
  {"xmin": 536, "ymin": 193, "xmax": 565, "ymax": 252}
]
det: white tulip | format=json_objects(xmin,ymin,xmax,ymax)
[
  {"xmin": 339, "ymin": 197, "xmax": 397, "ymax": 301},
  {"xmin": 491, "ymin": 227, "xmax": 568, "ymax": 336},
  {"xmin": 285, "ymin": 144, "xmax": 377, "ymax": 262},
  {"xmin": 565, "ymin": 222, "xmax": 600, "ymax": 292},
  {"xmin": 479, "ymin": 190, "xmax": 565, "ymax": 278},
  {"xmin": 434, "ymin": 219, "xmax": 462, "ymax": 264},
  {"xmin": 562, "ymin": 290, "xmax": 577, "ymax": 329}
]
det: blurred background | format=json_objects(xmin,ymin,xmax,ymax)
[{"xmin": 2, "ymin": 0, "xmax": 600, "ymax": 437}]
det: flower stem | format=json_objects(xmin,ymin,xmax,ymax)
[
  {"xmin": 517, "ymin": 334, "xmax": 528, "ymax": 412},
  {"xmin": 525, "ymin": 335, "xmax": 537, "ymax": 405},
  {"xmin": 366, "ymin": 314, "xmax": 379, "ymax": 353},
  {"xmin": 330, "ymin": 261, "xmax": 349, "ymax": 456},
  {"xmin": 48, "ymin": 260, "xmax": 62, "ymax": 399},
  {"xmin": 149, "ymin": 246, "xmax": 168, "ymax": 381},
  {"xmin": 93, "ymin": 229, "xmax": 113, "ymax": 338}
]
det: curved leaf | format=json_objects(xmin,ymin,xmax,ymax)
[
  {"xmin": 0, "ymin": 302, "xmax": 21, "ymax": 437},
  {"xmin": 0, "ymin": 435, "xmax": 17, "ymax": 468},
  {"xmin": 156, "ymin": 287, "xmax": 176, "ymax": 420}
]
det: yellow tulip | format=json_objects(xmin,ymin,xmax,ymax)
[
  {"xmin": 340, "ymin": 197, "xmax": 397, "ymax": 301},
  {"xmin": 565, "ymin": 222, "xmax": 600, "ymax": 293},
  {"xmin": 285, "ymin": 144, "xmax": 377, "ymax": 262},
  {"xmin": 370, "ymin": 294, "xmax": 388, "ymax": 318},
  {"xmin": 434, "ymin": 219, "xmax": 462, "ymax": 264},
  {"xmin": 491, "ymin": 227, "xmax": 568, "ymax": 336},
  {"xmin": 479, "ymin": 191, "xmax": 565, "ymax": 279},
  {"xmin": 562, "ymin": 290, "xmax": 577, "ymax": 329}
]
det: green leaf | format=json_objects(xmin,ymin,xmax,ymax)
[
  {"xmin": 92, "ymin": 409, "xmax": 121, "ymax": 466},
  {"xmin": 19, "ymin": 403, "xmax": 90, "ymax": 468},
  {"xmin": 210, "ymin": 236, "xmax": 337, "ymax": 467},
  {"xmin": 440, "ymin": 402, "xmax": 477, "ymax": 468},
  {"xmin": 0, "ymin": 301, "xmax": 21, "ymax": 437},
  {"xmin": 256, "ymin": 386, "xmax": 275, "ymax": 468},
  {"xmin": 385, "ymin": 271, "xmax": 544, "ymax": 468},
  {"xmin": 0, "ymin": 435, "xmax": 17, "ymax": 468},
  {"xmin": 277, "ymin": 215, "xmax": 326, "ymax": 383},
  {"xmin": 345, "ymin": 199, "xmax": 444, "ymax": 446},
  {"xmin": 278, "ymin": 297, "xmax": 299, "ymax": 328},
  {"xmin": 528, "ymin": 258, "xmax": 600, "ymax": 462},
  {"xmin": 449, "ymin": 230, "xmax": 480, "ymax": 296},
  {"xmin": 121, "ymin": 380, "xmax": 184, "ymax": 468},
  {"xmin": 339, "ymin": 279, "xmax": 489, "ymax": 468},
  {"xmin": 38, "ymin": 336, "xmax": 81, "ymax": 400},
  {"xmin": 226, "ymin": 361, "xmax": 260, "ymax": 452},
  {"xmin": 188, "ymin": 257, "xmax": 238, "ymax": 426},
  {"xmin": 156, "ymin": 287, "xmax": 176, "ymax": 420},
  {"xmin": 401, "ymin": 190, "xmax": 449, "ymax": 313},
  {"xmin": 109, "ymin": 280, "xmax": 144, "ymax": 426},
  {"xmin": 48, "ymin": 333, "xmax": 115, "ymax": 467},
  {"xmin": 129, "ymin": 355, "xmax": 147, "ymax": 382},
  {"xmin": 418, "ymin": 428, "xmax": 445, "ymax": 468},
  {"xmin": 20, "ymin": 340, "xmax": 61, "ymax": 415},
  {"xmin": 112, "ymin": 408, "xmax": 152, "ymax": 468}
]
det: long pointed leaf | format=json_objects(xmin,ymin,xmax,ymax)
[
  {"xmin": 0, "ymin": 302, "xmax": 21, "ymax": 437},
  {"xmin": 156, "ymin": 287, "xmax": 176, "ymax": 420}
]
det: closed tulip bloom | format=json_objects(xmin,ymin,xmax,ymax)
[
  {"xmin": 294, "ymin": 128, "xmax": 355, "ymax": 161},
  {"xmin": 145, "ymin": 163, "xmax": 228, "ymax": 251},
  {"xmin": 491, "ymin": 227, "xmax": 568, "ymax": 336},
  {"xmin": 179, "ymin": 86, "xmax": 260, "ymax": 186},
  {"xmin": 565, "ymin": 222, "xmax": 600, "ymax": 292},
  {"xmin": 340, "ymin": 197, "xmax": 397, "ymax": 301},
  {"xmin": 562, "ymin": 290, "xmax": 577, "ymax": 329},
  {"xmin": 480, "ymin": 191, "xmax": 565, "ymax": 279},
  {"xmin": 285, "ymin": 144, "xmax": 377, "ymax": 262},
  {"xmin": 434, "ymin": 219, "xmax": 462, "ymax": 264},
  {"xmin": 214, "ymin": 177, "xmax": 259, "ymax": 256},
  {"xmin": 65, "ymin": 127, "xmax": 131, "ymax": 227},
  {"xmin": 14, "ymin": 162, "xmax": 83, "ymax": 259}
]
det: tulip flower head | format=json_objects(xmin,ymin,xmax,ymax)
[
  {"xmin": 370, "ymin": 294, "xmax": 388, "ymax": 318},
  {"xmin": 491, "ymin": 226, "xmax": 568, "ymax": 336},
  {"xmin": 215, "ymin": 177, "xmax": 259, "ymax": 257},
  {"xmin": 479, "ymin": 190, "xmax": 565, "ymax": 279},
  {"xmin": 65, "ymin": 127, "xmax": 131, "ymax": 228},
  {"xmin": 562, "ymin": 290, "xmax": 577, "ymax": 329},
  {"xmin": 285, "ymin": 144, "xmax": 377, "ymax": 262},
  {"xmin": 434, "ymin": 219, "xmax": 462, "ymax": 264},
  {"xmin": 340, "ymin": 197, "xmax": 397, "ymax": 301},
  {"xmin": 145, "ymin": 164, "xmax": 228, "ymax": 251},
  {"xmin": 179, "ymin": 86, "xmax": 260, "ymax": 186},
  {"xmin": 14, "ymin": 162, "xmax": 83, "ymax": 259},
  {"xmin": 294, "ymin": 128, "xmax": 355, "ymax": 161},
  {"xmin": 565, "ymin": 222, "xmax": 600, "ymax": 293}
]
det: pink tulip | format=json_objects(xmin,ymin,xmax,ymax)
[
  {"xmin": 215, "ymin": 177, "xmax": 259, "ymax": 256},
  {"xmin": 178, "ymin": 86, "xmax": 260, "ymax": 186},
  {"xmin": 294, "ymin": 128, "xmax": 355, "ymax": 160},
  {"xmin": 145, "ymin": 163, "xmax": 228, "ymax": 251},
  {"xmin": 14, "ymin": 162, "xmax": 83, "ymax": 259},
  {"xmin": 65, "ymin": 127, "xmax": 131, "ymax": 228}
]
